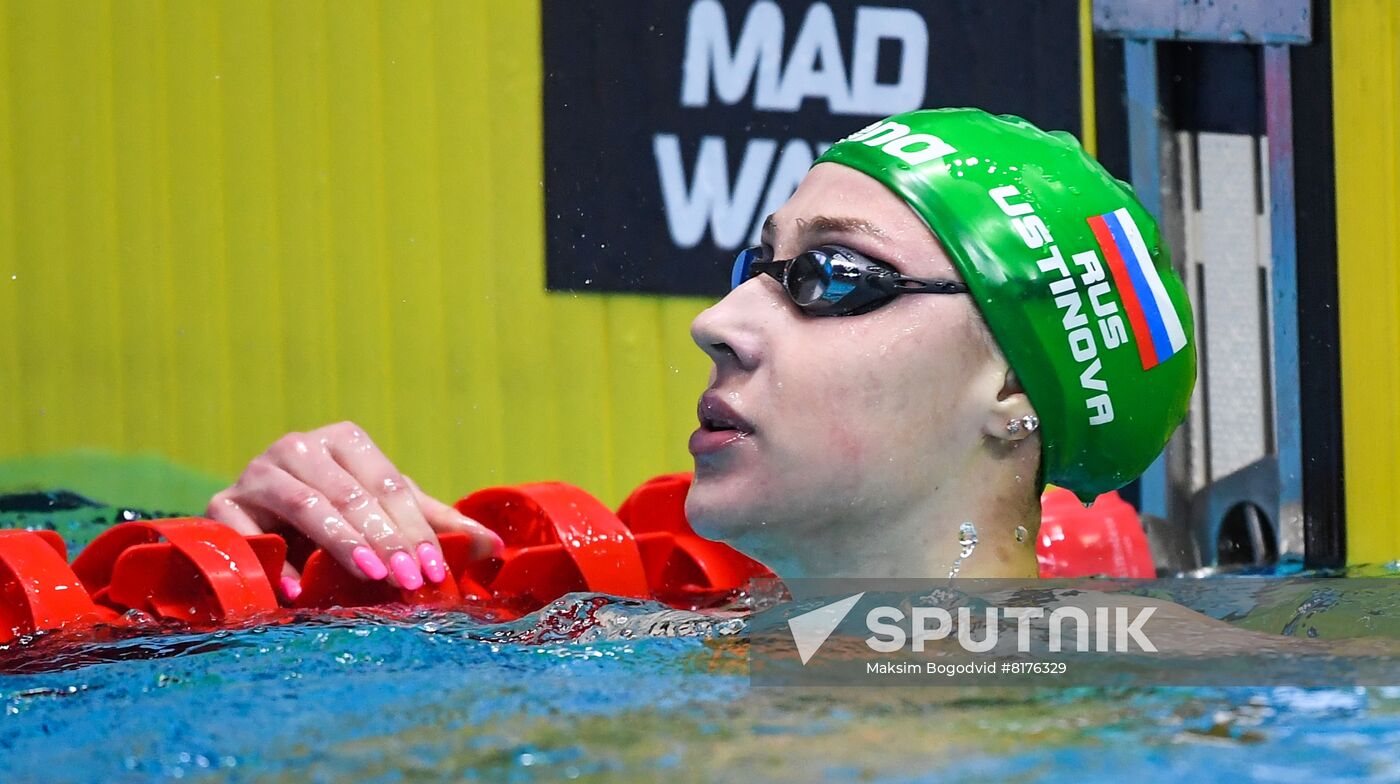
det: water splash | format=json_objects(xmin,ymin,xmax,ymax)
[{"xmin": 948, "ymin": 522, "xmax": 979, "ymax": 578}]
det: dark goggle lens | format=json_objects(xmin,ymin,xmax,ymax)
[
  {"xmin": 728, "ymin": 243, "xmax": 966, "ymax": 316},
  {"xmin": 785, "ymin": 252, "xmax": 831, "ymax": 306}
]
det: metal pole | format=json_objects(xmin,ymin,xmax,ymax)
[
  {"xmin": 1123, "ymin": 37, "xmax": 1169, "ymax": 521},
  {"xmin": 1262, "ymin": 43, "xmax": 1304, "ymax": 555}
]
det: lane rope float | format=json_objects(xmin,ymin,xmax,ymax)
[{"xmin": 0, "ymin": 475, "xmax": 1149, "ymax": 643}]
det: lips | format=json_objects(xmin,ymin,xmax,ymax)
[
  {"xmin": 696, "ymin": 390, "xmax": 754, "ymax": 434},
  {"xmin": 689, "ymin": 390, "xmax": 755, "ymax": 457}
]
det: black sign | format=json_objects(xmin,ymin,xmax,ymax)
[{"xmin": 543, "ymin": 0, "xmax": 1082, "ymax": 297}]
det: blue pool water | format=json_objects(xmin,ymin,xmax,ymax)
[{"xmin": 4, "ymin": 492, "xmax": 1400, "ymax": 782}]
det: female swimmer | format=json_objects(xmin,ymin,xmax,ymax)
[{"xmin": 206, "ymin": 109, "xmax": 1195, "ymax": 597}]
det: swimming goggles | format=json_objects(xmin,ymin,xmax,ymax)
[{"xmin": 730, "ymin": 244, "xmax": 970, "ymax": 316}]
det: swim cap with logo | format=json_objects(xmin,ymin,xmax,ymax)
[{"xmin": 814, "ymin": 108, "xmax": 1196, "ymax": 503}]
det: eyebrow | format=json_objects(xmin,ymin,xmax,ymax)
[{"xmin": 760, "ymin": 214, "xmax": 892, "ymax": 244}]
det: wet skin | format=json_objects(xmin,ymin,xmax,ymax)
[
  {"xmin": 207, "ymin": 421, "xmax": 503, "ymax": 595},
  {"xmin": 208, "ymin": 163, "xmax": 1042, "ymax": 594},
  {"xmin": 685, "ymin": 163, "xmax": 1042, "ymax": 578}
]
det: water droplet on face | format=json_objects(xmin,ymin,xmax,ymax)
[
  {"xmin": 948, "ymin": 522, "xmax": 979, "ymax": 577},
  {"xmin": 1014, "ymin": 525, "xmax": 1028, "ymax": 543},
  {"xmin": 958, "ymin": 523, "xmax": 978, "ymax": 556}
]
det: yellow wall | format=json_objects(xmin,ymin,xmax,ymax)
[
  {"xmin": 22, "ymin": 0, "xmax": 1387, "ymax": 555},
  {"xmin": 0, "ymin": 0, "xmax": 713, "ymax": 506},
  {"xmin": 1334, "ymin": 0, "xmax": 1400, "ymax": 562},
  {"xmin": 1077, "ymin": 0, "xmax": 1096, "ymax": 158}
]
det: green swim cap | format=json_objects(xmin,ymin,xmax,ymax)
[{"xmin": 815, "ymin": 108, "xmax": 1196, "ymax": 503}]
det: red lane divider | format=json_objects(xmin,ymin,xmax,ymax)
[
  {"xmin": 0, "ymin": 530, "xmax": 103, "ymax": 643},
  {"xmin": 293, "ymin": 545, "xmax": 467, "ymax": 611},
  {"xmin": 616, "ymin": 473, "xmax": 774, "ymax": 607},
  {"xmin": 70, "ymin": 518, "xmax": 284, "ymax": 624},
  {"xmin": 0, "ymin": 475, "xmax": 1155, "ymax": 643},
  {"xmin": 455, "ymin": 481, "xmax": 652, "ymax": 616}
]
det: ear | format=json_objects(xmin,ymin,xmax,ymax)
[{"xmin": 980, "ymin": 367, "xmax": 1039, "ymax": 443}]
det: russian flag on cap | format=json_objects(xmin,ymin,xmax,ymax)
[{"xmin": 1086, "ymin": 208, "xmax": 1188, "ymax": 370}]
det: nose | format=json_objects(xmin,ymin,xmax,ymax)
[{"xmin": 690, "ymin": 276, "xmax": 780, "ymax": 374}]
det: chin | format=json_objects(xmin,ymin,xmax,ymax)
[
  {"xmin": 687, "ymin": 475, "xmax": 811, "ymax": 581},
  {"xmin": 684, "ymin": 472, "xmax": 758, "ymax": 541}
]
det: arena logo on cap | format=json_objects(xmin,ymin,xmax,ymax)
[{"xmin": 841, "ymin": 120, "xmax": 957, "ymax": 166}]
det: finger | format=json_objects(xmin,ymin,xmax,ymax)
[
  {"xmin": 408, "ymin": 477, "xmax": 505, "ymax": 561},
  {"xmin": 269, "ymin": 435, "xmax": 425, "ymax": 589},
  {"xmin": 279, "ymin": 563, "xmax": 303, "ymax": 602},
  {"xmin": 206, "ymin": 491, "xmax": 264, "ymax": 537},
  {"xmin": 208, "ymin": 488, "xmax": 305, "ymax": 601},
  {"xmin": 317, "ymin": 423, "xmax": 438, "ymax": 587},
  {"xmin": 234, "ymin": 457, "xmax": 389, "ymax": 583}
]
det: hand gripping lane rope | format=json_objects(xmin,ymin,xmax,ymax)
[{"xmin": 0, "ymin": 475, "xmax": 1151, "ymax": 644}]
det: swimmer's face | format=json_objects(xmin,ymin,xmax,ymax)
[{"xmin": 685, "ymin": 162, "xmax": 1016, "ymax": 546}]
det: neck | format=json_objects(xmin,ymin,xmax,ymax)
[{"xmin": 738, "ymin": 464, "xmax": 1042, "ymax": 581}]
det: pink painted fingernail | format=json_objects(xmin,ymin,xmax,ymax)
[
  {"xmin": 417, "ymin": 542, "xmax": 447, "ymax": 584},
  {"xmin": 390, "ymin": 550, "xmax": 424, "ymax": 591},
  {"xmin": 279, "ymin": 576, "xmax": 302, "ymax": 601},
  {"xmin": 352, "ymin": 546, "xmax": 389, "ymax": 580}
]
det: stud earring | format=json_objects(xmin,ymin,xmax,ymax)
[{"xmin": 1006, "ymin": 415, "xmax": 1040, "ymax": 436}]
